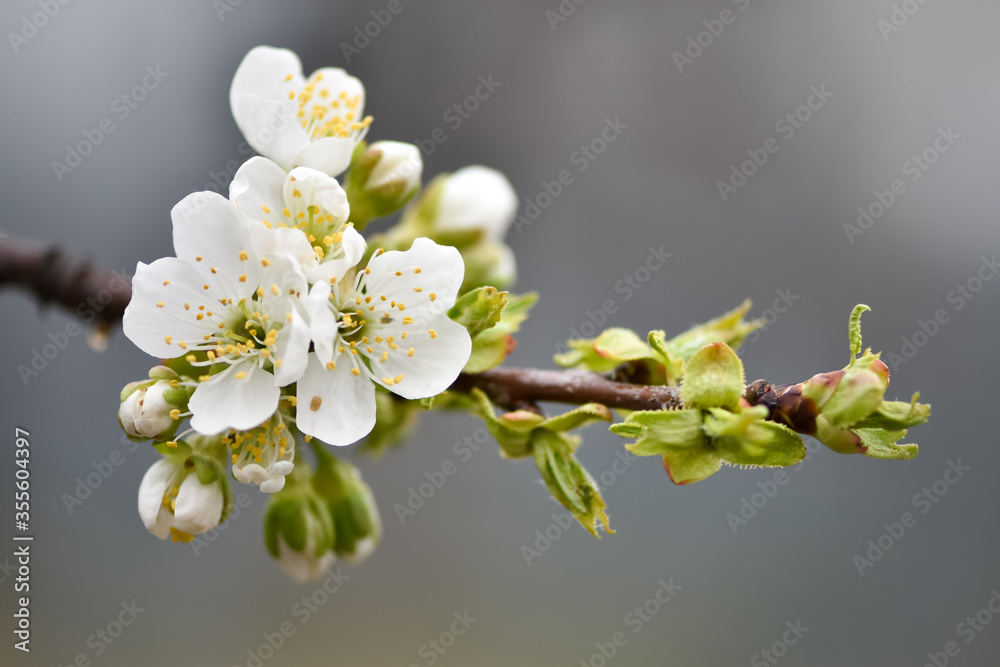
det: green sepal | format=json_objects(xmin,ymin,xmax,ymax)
[
  {"xmin": 162, "ymin": 354, "xmax": 203, "ymax": 381},
  {"xmin": 191, "ymin": 455, "xmax": 220, "ymax": 485},
  {"xmin": 854, "ymin": 393, "xmax": 931, "ymax": 430},
  {"xmin": 162, "ymin": 385, "xmax": 190, "ymax": 409},
  {"xmin": 663, "ymin": 300, "xmax": 761, "ymax": 362},
  {"xmin": 681, "ymin": 342, "xmax": 745, "ymax": 410},
  {"xmin": 532, "ymin": 430, "xmax": 612, "ymax": 538},
  {"xmin": 311, "ymin": 449, "xmax": 381, "ymax": 560},
  {"xmin": 147, "ymin": 365, "xmax": 180, "ymax": 382},
  {"xmin": 463, "ymin": 292, "xmax": 537, "ymax": 373},
  {"xmin": 848, "ymin": 304, "xmax": 871, "ymax": 363},
  {"xmin": 856, "ymin": 427, "xmax": 919, "ymax": 460},
  {"xmin": 152, "ymin": 440, "xmax": 192, "ymax": 458},
  {"xmin": 120, "ymin": 379, "xmax": 152, "ymax": 403},
  {"xmin": 263, "ymin": 490, "xmax": 335, "ymax": 559},
  {"xmin": 449, "ymin": 287, "xmax": 508, "ymax": 337}
]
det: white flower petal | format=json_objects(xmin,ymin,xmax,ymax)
[
  {"xmin": 230, "ymin": 46, "xmax": 304, "ymax": 113},
  {"xmin": 284, "ymin": 167, "xmax": 350, "ymax": 223},
  {"xmin": 171, "ymin": 191, "xmax": 261, "ymax": 302},
  {"xmin": 233, "ymin": 93, "xmax": 311, "ymax": 170},
  {"xmin": 372, "ymin": 313, "xmax": 471, "ymax": 400},
  {"xmin": 137, "ymin": 458, "xmax": 177, "ymax": 539},
  {"xmin": 364, "ymin": 238, "xmax": 465, "ymax": 318},
  {"xmin": 189, "ymin": 361, "xmax": 280, "ymax": 434},
  {"xmin": 231, "ymin": 156, "xmax": 289, "ymax": 220},
  {"xmin": 273, "ymin": 304, "xmax": 310, "ymax": 387},
  {"xmin": 230, "ymin": 47, "xmax": 311, "ymax": 167},
  {"xmin": 309, "ymin": 225, "xmax": 366, "ymax": 285},
  {"xmin": 304, "ymin": 281, "xmax": 337, "ymax": 365},
  {"xmin": 293, "ymin": 136, "xmax": 358, "ymax": 178},
  {"xmin": 123, "ymin": 259, "xmax": 219, "ymax": 359},
  {"xmin": 173, "ymin": 474, "xmax": 224, "ymax": 536},
  {"xmin": 234, "ymin": 462, "xmax": 288, "ymax": 494},
  {"xmin": 436, "ymin": 166, "xmax": 517, "ymax": 239},
  {"xmin": 296, "ymin": 353, "xmax": 376, "ymax": 447},
  {"xmin": 248, "ymin": 221, "xmax": 316, "ymax": 270},
  {"xmin": 304, "ymin": 67, "xmax": 365, "ymax": 116}
]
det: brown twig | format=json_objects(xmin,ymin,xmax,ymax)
[
  {"xmin": 0, "ymin": 235, "xmax": 764, "ymax": 414},
  {"xmin": 0, "ymin": 233, "xmax": 130, "ymax": 328}
]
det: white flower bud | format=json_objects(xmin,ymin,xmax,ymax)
[
  {"xmin": 365, "ymin": 141, "xmax": 423, "ymax": 195},
  {"xmin": 435, "ymin": 166, "xmax": 517, "ymax": 240},
  {"xmin": 119, "ymin": 380, "xmax": 176, "ymax": 439},
  {"xmin": 345, "ymin": 141, "xmax": 423, "ymax": 224},
  {"xmin": 137, "ymin": 458, "xmax": 226, "ymax": 542}
]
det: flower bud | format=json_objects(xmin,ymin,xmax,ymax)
[
  {"xmin": 137, "ymin": 454, "xmax": 228, "ymax": 542},
  {"xmin": 345, "ymin": 141, "xmax": 423, "ymax": 224},
  {"xmin": 312, "ymin": 453, "xmax": 381, "ymax": 564},
  {"xmin": 264, "ymin": 490, "xmax": 336, "ymax": 583},
  {"xmin": 432, "ymin": 166, "xmax": 517, "ymax": 240},
  {"xmin": 119, "ymin": 379, "xmax": 186, "ymax": 441}
]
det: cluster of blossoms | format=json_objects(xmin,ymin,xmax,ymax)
[
  {"xmin": 117, "ymin": 47, "xmax": 932, "ymax": 584},
  {"xmin": 118, "ymin": 46, "xmax": 519, "ymax": 581}
]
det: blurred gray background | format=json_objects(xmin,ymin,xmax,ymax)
[{"xmin": 2, "ymin": 1, "xmax": 999, "ymax": 665}]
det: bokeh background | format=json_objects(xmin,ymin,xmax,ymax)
[{"xmin": 2, "ymin": 1, "xmax": 999, "ymax": 665}]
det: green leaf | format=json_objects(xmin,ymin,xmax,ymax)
[
  {"xmin": 593, "ymin": 328, "xmax": 656, "ymax": 362},
  {"xmin": 532, "ymin": 430, "xmax": 612, "ymax": 537},
  {"xmin": 681, "ymin": 342, "xmax": 745, "ymax": 410},
  {"xmin": 820, "ymin": 368, "xmax": 886, "ymax": 427},
  {"xmin": 449, "ymin": 287, "xmax": 508, "ymax": 337},
  {"xmin": 612, "ymin": 409, "xmax": 706, "ymax": 457},
  {"xmin": 856, "ymin": 427, "xmax": 919, "ymax": 460},
  {"xmin": 854, "ymin": 393, "xmax": 931, "ymax": 430},
  {"xmin": 470, "ymin": 388, "xmax": 536, "ymax": 458},
  {"xmin": 554, "ymin": 337, "xmax": 611, "ymax": 371},
  {"xmin": 647, "ymin": 330, "xmax": 684, "ymax": 383},
  {"xmin": 665, "ymin": 300, "xmax": 761, "ymax": 362},
  {"xmin": 463, "ymin": 292, "xmax": 537, "ymax": 373},
  {"xmin": 702, "ymin": 406, "xmax": 768, "ymax": 438},
  {"xmin": 848, "ymin": 304, "xmax": 871, "ymax": 363},
  {"xmin": 814, "ymin": 415, "xmax": 865, "ymax": 455},
  {"xmin": 542, "ymin": 403, "xmax": 613, "ymax": 433},
  {"xmin": 611, "ymin": 409, "xmax": 722, "ymax": 484},
  {"xmin": 661, "ymin": 448, "xmax": 723, "ymax": 486},
  {"xmin": 713, "ymin": 421, "xmax": 806, "ymax": 467}
]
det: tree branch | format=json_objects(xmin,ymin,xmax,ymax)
[
  {"xmin": 0, "ymin": 236, "xmax": 788, "ymax": 416},
  {"xmin": 450, "ymin": 367, "xmax": 681, "ymax": 411},
  {"xmin": 0, "ymin": 233, "xmax": 129, "ymax": 328}
]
